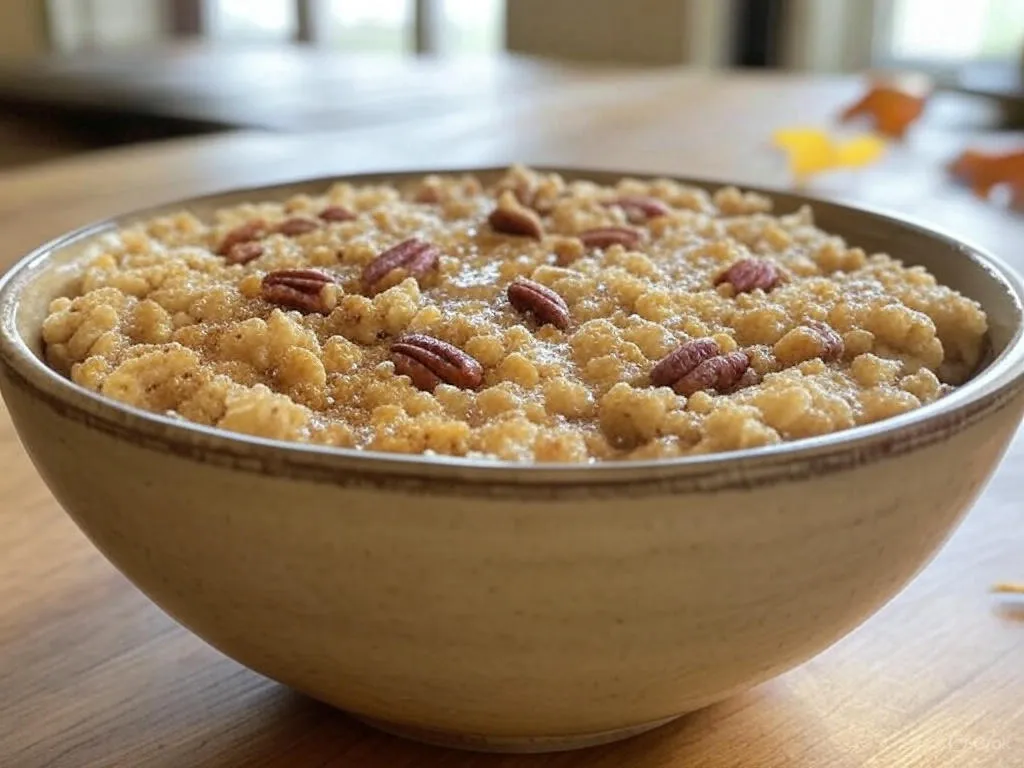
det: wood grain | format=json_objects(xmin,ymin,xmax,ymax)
[{"xmin": 1, "ymin": 65, "xmax": 1022, "ymax": 768}]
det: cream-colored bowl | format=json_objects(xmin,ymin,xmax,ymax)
[{"xmin": 2, "ymin": 169, "xmax": 1024, "ymax": 753}]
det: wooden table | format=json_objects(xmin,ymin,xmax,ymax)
[
  {"xmin": 0, "ymin": 45, "xmax": 627, "ymax": 133},
  {"xmin": 1, "ymin": 70, "xmax": 1022, "ymax": 768},
  {"xmin": 0, "ymin": 45, "xmax": 629, "ymax": 169}
]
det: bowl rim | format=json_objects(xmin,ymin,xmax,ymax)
[{"xmin": 2, "ymin": 164, "xmax": 1024, "ymax": 495}]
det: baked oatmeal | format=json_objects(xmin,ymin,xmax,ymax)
[{"xmin": 41, "ymin": 166, "xmax": 988, "ymax": 462}]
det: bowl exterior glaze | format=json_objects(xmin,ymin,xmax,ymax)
[
  {"xmin": 3, "ymin": 363, "xmax": 1022, "ymax": 746},
  {"xmin": 3, "ymin": 168, "xmax": 1024, "ymax": 751}
]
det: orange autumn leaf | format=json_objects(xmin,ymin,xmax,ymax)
[
  {"xmin": 839, "ymin": 85, "xmax": 927, "ymax": 139},
  {"xmin": 949, "ymin": 148, "xmax": 1024, "ymax": 204}
]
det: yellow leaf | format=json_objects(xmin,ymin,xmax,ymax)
[
  {"xmin": 772, "ymin": 127, "xmax": 887, "ymax": 180},
  {"xmin": 835, "ymin": 134, "xmax": 887, "ymax": 168}
]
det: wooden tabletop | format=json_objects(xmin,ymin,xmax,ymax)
[
  {"xmin": 1, "ymin": 68, "xmax": 1022, "ymax": 768},
  {"xmin": 0, "ymin": 44, "xmax": 628, "ymax": 132}
]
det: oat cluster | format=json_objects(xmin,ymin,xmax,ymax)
[{"xmin": 41, "ymin": 166, "xmax": 987, "ymax": 462}]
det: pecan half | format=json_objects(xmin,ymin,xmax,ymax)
[
  {"xmin": 224, "ymin": 241, "xmax": 264, "ymax": 266},
  {"xmin": 674, "ymin": 350, "xmax": 751, "ymax": 396},
  {"xmin": 362, "ymin": 238, "xmax": 440, "ymax": 292},
  {"xmin": 803, "ymin": 320, "xmax": 845, "ymax": 361},
  {"xmin": 277, "ymin": 217, "xmax": 321, "ymax": 236},
  {"xmin": 606, "ymin": 195, "xmax": 671, "ymax": 222},
  {"xmin": 391, "ymin": 334, "xmax": 483, "ymax": 392},
  {"xmin": 261, "ymin": 269, "xmax": 338, "ymax": 314},
  {"xmin": 650, "ymin": 338, "xmax": 721, "ymax": 388},
  {"xmin": 319, "ymin": 205, "xmax": 356, "ymax": 222},
  {"xmin": 488, "ymin": 190, "xmax": 544, "ymax": 239},
  {"xmin": 578, "ymin": 226, "xmax": 642, "ymax": 250},
  {"xmin": 217, "ymin": 220, "xmax": 267, "ymax": 256},
  {"xmin": 716, "ymin": 258, "xmax": 780, "ymax": 293},
  {"xmin": 507, "ymin": 278, "xmax": 571, "ymax": 330}
]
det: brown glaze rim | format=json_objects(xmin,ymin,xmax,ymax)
[{"xmin": 2, "ymin": 166, "xmax": 1024, "ymax": 499}]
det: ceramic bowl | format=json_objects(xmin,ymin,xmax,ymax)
[{"xmin": 2, "ymin": 168, "xmax": 1024, "ymax": 753}]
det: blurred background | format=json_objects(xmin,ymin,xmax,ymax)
[{"xmin": 0, "ymin": 0, "xmax": 1021, "ymax": 170}]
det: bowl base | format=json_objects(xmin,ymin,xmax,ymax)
[{"xmin": 353, "ymin": 712, "xmax": 683, "ymax": 753}]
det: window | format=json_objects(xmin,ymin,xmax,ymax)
[
  {"xmin": 321, "ymin": 0, "xmax": 413, "ymax": 54},
  {"xmin": 207, "ymin": 0, "xmax": 297, "ymax": 42},
  {"xmin": 48, "ymin": 0, "xmax": 504, "ymax": 56},
  {"xmin": 880, "ymin": 0, "xmax": 1024, "ymax": 63},
  {"xmin": 437, "ymin": 0, "xmax": 504, "ymax": 56},
  {"xmin": 206, "ymin": 0, "xmax": 502, "ymax": 55},
  {"xmin": 49, "ymin": 0, "xmax": 166, "ymax": 51}
]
